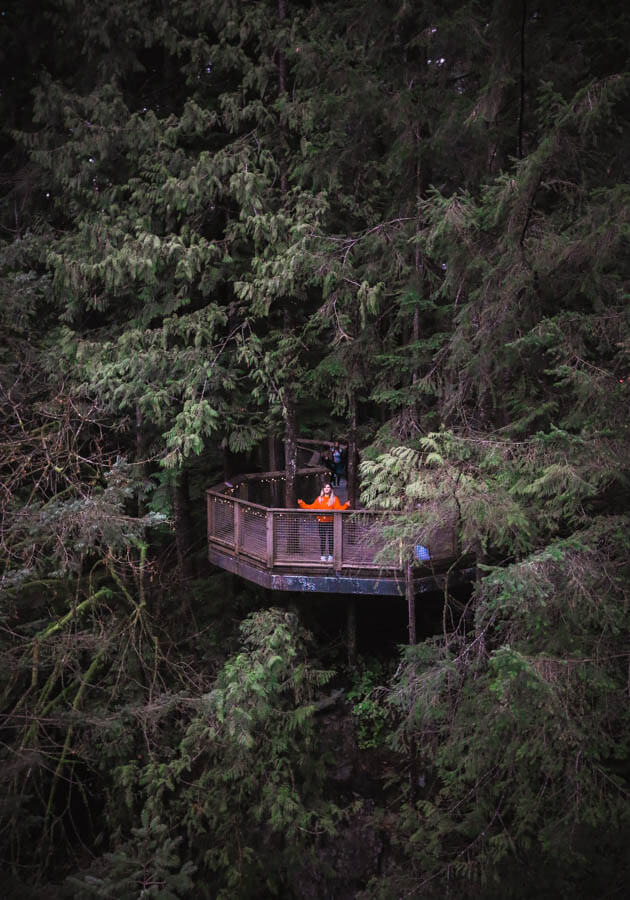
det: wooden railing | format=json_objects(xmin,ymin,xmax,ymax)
[{"xmin": 207, "ymin": 470, "xmax": 457, "ymax": 574}]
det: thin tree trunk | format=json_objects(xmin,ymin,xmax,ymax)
[
  {"xmin": 347, "ymin": 597, "xmax": 357, "ymax": 667},
  {"xmin": 412, "ymin": 291, "xmax": 420, "ymax": 424},
  {"xmin": 134, "ymin": 403, "xmax": 149, "ymax": 612},
  {"xmin": 283, "ymin": 390, "xmax": 297, "ymax": 509},
  {"xmin": 135, "ymin": 403, "xmax": 146, "ymax": 517},
  {"xmin": 278, "ymin": 0, "xmax": 288, "ymax": 194},
  {"xmin": 174, "ymin": 467, "xmax": 195, "ymax": 582},
  {"xmin": 278, "ymin": 1, "xmax": 295, "ymax": 509},
  {"xmin": 412, "ymin": 301, "xmax": 420, "ymax": 349},
  {"xmin": 269, "ymin": 434, "xmax": 281, "ymax": 507},
  {"xmin": 268, "ymin": 433, "xmax": 278, "ymax": 472},
  {"xmin": 223, "ymin": 446, "xmax": 233, "ymax": 483},
  {"xmin": 410, "ymin": 145, "xmax": 424, "ymax": 427},
  {"xmin": 348, "ymin": 392, "xmax": 358, "ymax": 509},
  {"xmin": 518, "ymin": 0, "xmax": 527, "ymax": 159},
  {"xmin": 406, "ymin": 558, "xmax": 418, "ymax": 799}
]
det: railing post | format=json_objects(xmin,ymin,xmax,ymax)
[
  {"xmin": 266, "ymin": 510, "xmax": 274, "ymax": 568},
  {"xmin": 234, "ymin": 501, "xmax": 241, "ymax": 554},
  {"xmin": 207, "ymin": 493, "xmax": 214, "ymax": 540},
  {"xmin": 239, "ymin": 481, "xmax": 248, "ymax": 500},
  {"xmin": 333, "ymin": 512, "xmax": 343, "ymax": 570}
]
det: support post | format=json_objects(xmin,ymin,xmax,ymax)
[
  {"xmin": 207, "ymin": 493, "xmax": 214, "ymax": 543},
  {"xmin": 406, "ymin": 560, "xmax": 416, "ymax": 645},
  {"xmin": 347, "ymin": 597, "xmax": 357, "ymax": 667}
]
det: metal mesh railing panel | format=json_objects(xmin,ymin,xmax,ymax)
[
  {"xmin": 210, "ymin": 495, "xmax": 235, "ymax": 547},
  {"xmin": 341, "ymin": 513, "xmax": 393, "ymax": 567},
  {"xmin": 209, "ymin": 482, "xmax": 459, "ymax": 571},
  {"xmin": 273, "ymin": 512, "xmax": 326, "ymax": 564},
  {"xmin": 241, "ymin": 505, "xmax": 267, "ymax": 561}
]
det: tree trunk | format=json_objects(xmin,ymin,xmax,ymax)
[
  {"xmin": 269, "ymin": 434, "xmax": 281, "ymax": 506},
  {"xmin": 135, "ymin": 403, "xmax": 147, "ymax": 517},
  {"xmin": 348, "ymin": 392, "xmax": 358, "ymax": 509},
  {"xmin": 268, "ymin": 433, "xmax": 278, "ymax": 472},
  {"xmin": 174, "ymin": 467, "xmax": 195, "ymax": 582},
  {"xmin": 277, "ymin": 6, "xmax": 296, "ymax": 510},
  {"xmin": 223, "ymin": 446, "xmax": 233, "ymax": 483},
  {"xmin": 406, "ymin": 557, "xmax": 418, "ymax": 799},
  {"xmin": 283, "ymin": 390, "xmax": 297, "ymax": 509},
  {"xmin": 278, "ymin": 0, "xmax": 288, "ymax": 194},
  {"xmin": 347, "ymin": 597, "xmax": 357, "ymax": 667}
]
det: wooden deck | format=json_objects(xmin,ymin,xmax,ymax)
[{"xmin": 207, "ymin": 470, "xmax": 474, "ymax": 596}]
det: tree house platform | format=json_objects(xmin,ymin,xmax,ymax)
[{"xmin": 207, "ymin": 470, "xmax": 474, "ymax": 596}]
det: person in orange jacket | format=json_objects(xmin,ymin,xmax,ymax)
[{"xmin": 298, "ymin": 482, "xmax": 350, "ymax": 562}]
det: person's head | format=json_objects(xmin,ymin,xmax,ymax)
[{"xmin": 321, "ymin": 482, "xmax": 333, "ymax": 496}]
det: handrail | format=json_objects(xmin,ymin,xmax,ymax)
[
  {"xmin": 207, "ymin": 492, "xmax": 269, "ymax": 512},
  {"xmin": 207, "ymin": 490, "xmax": 357, "ymax": 515},
  {"xmin": 207, "ymin": 478, "xmax": 457, "ymax": 574}
]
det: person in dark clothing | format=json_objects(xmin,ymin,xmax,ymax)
[
  {"xmin": 331, "ymin": 441, "xmax": 346, "ymax": 486},
  {"xmin": 320, "ymin": 448, "xmax": 335, "ymax": 480}
]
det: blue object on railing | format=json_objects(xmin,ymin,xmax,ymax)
[{"xmin": 415, "ymin": 544, "xmax": 430, "ymax": 561}]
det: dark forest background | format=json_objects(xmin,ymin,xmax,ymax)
[{"xmin": 2, "ymin": 1, "xmax": 630, "ymax": 897}]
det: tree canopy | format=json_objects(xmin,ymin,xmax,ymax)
[{"xmin": 2, "ymin": 1, "xmax": 630, "ymax": 897}]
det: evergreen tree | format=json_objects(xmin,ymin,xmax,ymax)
[{"xmin": 3, "ymin": 0, "xmax": 630, "ymax": 896}]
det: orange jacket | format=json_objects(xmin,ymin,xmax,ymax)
[{"xmin": 297, "ymin": 494, "xmax": 350, "ymax": 522}]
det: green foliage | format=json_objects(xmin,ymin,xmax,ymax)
[
  {"xmin": 347, "ymin": 660, "xmax": 390, "ymax": 750},
  {"xmin": 384, "ymin": 516, "xmax": 630, "ymax": 897},
  {"xmin": 67, "ymin": 610, "xmax": 338, "ymax": 899},
  {"xmin": 3, "ymin": 0, "xmax": 630, "ymax": 896},
  {"xmin": 64, "ymin": 817, "xmax": 196, "ymax": 899},
  {"xmin": 360, "ymin": 423, "xmax": 627, "ymax": 570}
]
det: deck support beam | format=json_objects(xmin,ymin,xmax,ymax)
[
  {"xmin": 347, "ymin": 598, "xmax": 357, "ymax": 666},
  {"xmin": 207, "ymin": 542, "xmax": 475, "ymax": 597}
]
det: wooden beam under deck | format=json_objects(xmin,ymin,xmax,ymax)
[{"xmin": 208, "ymin": 542, "xmax": 475, "ymax": 597}]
